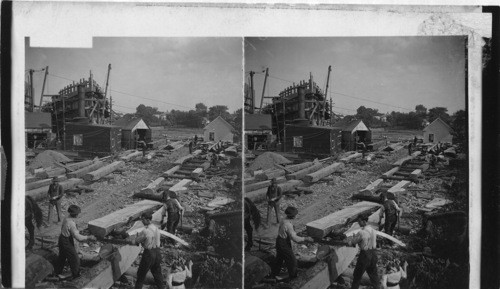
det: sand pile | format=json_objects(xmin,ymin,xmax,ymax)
[
  {"xmin": 248, "ymin": 152, "xmax": 292, "ymax": 171},
  {"xmin": 28, "ymin": 150, "xmax": 71, "ymax": 170}
]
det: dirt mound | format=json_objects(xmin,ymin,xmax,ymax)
[
  {"xmin": 248, "ymin": 152, "xmax": 292, "ymax": 171},
  {"xmin": 28, "ymin": 150, "xmax": 71, "ymax": 170}
]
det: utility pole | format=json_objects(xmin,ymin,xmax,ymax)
[
  {"xmin": 104, "ymin": 64, "xmax": 111, "ymax": 123},
  {"xmin": 282, "ymin": 95, "xmax": 286, "ymax": 152},
  {"xmin": 323, "ymin": 65, "xmax": 332, "ymax": 120},
  {"xmin": 249, "ymin": 71, "xmax": 255, "ymax": 114},
  {"xmin": 62, "ymin": 94, "xmax": 66, "ymax": 150},
  {"xmin": 110, "ymin": 94, "xmax": 113, "ymax": 125},
  {"xmin": 39, "ymin": 66, "xmax": 48, "ymax": 109},
  {"xmin": 29, "ymin": 69, "xmax": 35, "ymax": 112},
  {"xmin": 259, "ymin": 68, "xmax": 269, "ymax": 113}
]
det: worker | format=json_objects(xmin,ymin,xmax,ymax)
[
  {"xmin": 128, "ymin": 212, "xmax": 165, "ymax": 289},
  {"xmin": 407, "ymin": 142, "xmax": 413, "ymax": 156},
  {"xmin": 413, "ymin": 135, "xmax": 418, "ymax": 145},
  {"xmin": 266, "ymin": 178, "xmax": 282, "ymax": 224},
  {"xmin": 316, "ymin": 245, "xmax": 348, "ymax": 288},
  {"xmin": 194, "ymin": 134, "xmax": 198, "ymax": 144},
  {"xmin": 271, "ymin": 206, "xmax": 314, "ymax": 280},
  {"xmin": 53, "ymin": 205, "xmax": 96, "ymax": 279},
  {"xmin": 47, "ymin": 176, "xmax": 64, "ymax": 223},
  {"xmin": 166, "ymin": 252, "xmax": 193, "ymax": 289},
  {"xmin": 378, "ymin": 193, "xmax": 401, "ymax": 236},
  {"xmin": 244, "ymin": 197, "xmax": 261, "ymax": 251},
  {"xmin": 138, "ymin": 139, "xmax": 148, "ymax": 157},
  {"xmin": 162, "ymin": 191, "xmax": 184, "ymax": 244},
  {"xmin": 344, "ymin": 214, "xmax": 380, "ymax": 289},
  {"xmin": 188, "ymin": 140, "xmax": 193, "ymax": 154},
  {"xmin": 210, "ymin": 152, "xmax": 218, "ymax": 167},
  {"xmin": 381, "ymin": 260, "xmax": 408, "ymax": 289}
]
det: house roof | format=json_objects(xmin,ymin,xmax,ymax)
[
  {"xmin": 331, "ymin": 119, "xmax": 370, "ymax": 132},
  {"xmin": 113, "ymin": 118, "xmax": 150, "ymax": 131},
  {"xmin": 423, "ymin": 117, "xmax": 453, "ymax": 133},
  {"xmin": 204, "ymin": 116, "xmax": 234, "ymax": 131},
  {"xmin": 245, "ymin": 114, "xmax": 272, "ymax": 131},
  {"xmin": 25, "ymin": 112, "xmax": 52, "ymax": 129}
]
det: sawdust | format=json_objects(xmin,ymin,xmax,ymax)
[
  {"xmin": 248, "ymin": 152, "xmax": 292, "ymax": 171},
  {"xmin": 28, "ymin": 150, "xmax": 71, "ymax": 170}
]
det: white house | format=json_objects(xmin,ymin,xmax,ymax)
[
  {"xmin": 203, "ymin": 116, "xmax": 234, "ymax": 143},
  {"xmin": 423, "ymin": 118, "xmax": 453, "ymax": 144}
]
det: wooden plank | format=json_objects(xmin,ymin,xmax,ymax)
[
  {"xmin": 67, "ymin": 161, "xmax": 106, "ymax": 179},
  {"xmin": 306, "ymin": 201, "xmax": 381, "ymax": 239},
  {"xmin": 358, "ymin": 178, "xmax": 383, "ymax": 194},
  {"xmin": 303, "ymin": 162, "xmax": 344, "ymax": 183},
  {"xmin": 169, "ymin": 179, "xmax": 192, "ymax": 192},
  {"xmin": 83, "ymin": 161, "xmax": 125, "ymax": 181},
  {"xmin": 387, "ymin": 180, "xmax": 411, "ymax": 194},
  {"xmin": 191, "ymin": 168, "xmax": 204, "ymax": 178},
  {"xmin": 88, "ymin": 200, "xmax": 162, "ymax": 238},
  {"xmin": 340, "ymin": 152, "xmax": 362, "ymax": 162},
  {"xmin": 163, "ymin": 165, "xmax": 181, "ymax": 177},
  {"xmin": 382, "ymin": 167, "xmax": 399, "ymax": 177},
  {"xmin": 174, "ymin": 155, "xmax": 193, "ymax": 165},
  {"xmin": 245, "ymin": 180, "xmax": 303, "ymax": 203},
  {"xmin": 120, "ymin": 151, "xmax": 142, "ymax": 161},
  {"xmin": 139, "ymin": 177, "xmax": 165, "ymax": 195},
  {"xmin": 83, "ymin": 245, "xmax": 142, "ymax": 289},
  {"xmin": 286, "ymin": 162, "xmax": 324, "ymax": 180},
  {"xmin": 26, "ymin": 178, "xmax": 84, "ymax": 201}
]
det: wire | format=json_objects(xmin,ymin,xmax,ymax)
[
  {"xmin": 329, "ymin": 91, "xmax": 413, "ymax": 111},
  {"xmin": 268, "ymin": 75, "xmax": 294, "ymax": 84}
]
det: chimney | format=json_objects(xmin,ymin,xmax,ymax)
[
  {"xmin": 78, "ymin": 85, "xmax": 86, "ymax": 117},
  {"xmin": 298, "ymin": 85, "xmax": 306, "ymax": 119}
]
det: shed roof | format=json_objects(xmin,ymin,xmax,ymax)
[
  {"xmin": 204, "ymin": 116, "xmax": 234, "ymax": 131},
  {"xmin": 25, "ymin": 112, "xmax": 52, "ymax": 129},
  {"xmin": 423, "ymin": 117, "xmax": 453, "ymax": 133},
  {"xmin": 245, "ymin": 114, "xmax": 272, "ymax": 130},
  {"xmin": 331, "ymin": 119, "xmax": 369, "ymax": 132},
  {"xmin": 113, "ymin": 118, "xmax": 150, "ymax": 131}
]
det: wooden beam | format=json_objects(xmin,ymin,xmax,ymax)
[
  {"xmin": 303, "ymin": 162, "xmax": 344, "ymax": 183},
  {"xmin": 174, "ymin": 155, "xmax": 193, "ymax": 165},
  {"xmin": 169, "ymin": 179, "xmax": 192, "ymax": 192},
  {"xmin": 26, "ymin": 178, "xmax": 84, "ymax": 201},
  {"xmin": 120, "ymin": 151, "xmax": 142, "ymax": 161},
  {"xmin": 387, "ymin": 180, "xmax": 411, "ymax": 194},
  {"xmin": 163, "ymin": 165, "xmax": 181, "ymax": 177},
  {"xmin": 285, "ymin": 161, "xmax": 315, "ymax": 172},
  {"xmin": 26, "ymin": 176, "xmax": 67, "ymax": 191},
  {"xmin": 139, "ymin": 177, "xmax": 165, "ymax": 195},
  {"xmin": 358, "ymin": 178, "xmax": 383, "ymax": 195},
  {"xmin": 286, "ymin": 162, "xmax": 323, "ymax": 180},
  {"xmin": 340, "ymin": 152, "xmax": 362, "ymax": 162},
  {"xmin": 67, "ymin": 161, "xmax": 105, "ymax": 179},
  {"xmin": 88, "ymin": 200, "xmax": 162, "ymax": 238},
  {"xmin": 382, "ymin": 167, "xmax": 399, "ymax": 178},
  {"xmin": 83, "ymin": 161, "xmax": 125, "ymax": 181}
]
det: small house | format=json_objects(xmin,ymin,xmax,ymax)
[
  {"xmin": 423, "ymin": 118, "xmax": 453, "ymax": 144},
  {"xmin": 331, "ymin": 119, "xmax": 372, "ymax": 151},
  {"xmin": 113, "ymin": 118, "xmax": 152, "ymax": 149},
  {"xmin": 64, "ymin": 123, "xmax": 121, "ymax": 154},
  {"xmin": 203, "ymin": 116, "xmax": 234, "ymax": 143},
  {"xmin": 285, "ymin": 125, "xmax": 342, "ymax": 156},
  {"xmin": 245, "ymin": 114, "xmax": 273, "ymax": 150}
]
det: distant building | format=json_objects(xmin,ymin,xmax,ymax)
[
  {"xmin": 423, "ymin": 118, "xmax": 453, "ymax": 144},
  {"xmin": 331, "ymin": 119, "xmax": 372, "ymax": 151},
  {"xmin": 203, "ymin": 116, "xmax": 234, "ymax": 143},
  {"xmin": 25, "ymin": 112, "xmax": 53, "ymax": 148},
  {"xmin": 113, "ymin": 118, "xmax": 152, "ymax": 149},
  {"xmin": 64, "ymin": 123, "xmax": 121, "ymax": 155},
  {"xmin": 245, "ymin": 114, "xmax": 273, "ymax": 150}
]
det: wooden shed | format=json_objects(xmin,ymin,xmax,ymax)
[
  {"xmin": 245, "ymin": 114, "xmax": 273, "ymax": 150},
  {"xmin": 284, "ymin": 125, "xmax": 343, "ymax": 156},
  {"xmin": 64, "ymin": 123, "xmax": 121, "ymax": 154},
  {"xmin": 25, "ymin": 112, "xmax": 53, "ymax": 148},
  {"xmin": 423, "ymin": 118, "xmax": 453, "ymax": 144},
  {"xmin": 113, "ymin": 118, "xmax": 152, "ymax": 149},
  {"xmin": 203, "ymin": 116, "xmax": 234, "ymax": 143},
  {"xmin": 331, "ymin": 119, "xmax": 372, "ymax": 151}
]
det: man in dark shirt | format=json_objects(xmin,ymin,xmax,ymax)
[
  {"xmin": 47, "ymin": 177, "xmax": 64, "ymax": 223},
  {"xmin": 162, "ymin": 191, "xmax": 184, "ymax": 245},
  {"xmin": 266, "ymin": 178, "xmax": 282, "ymax": 224},
  {"xmin": 378, "ymin": 193, "xmax": 401, "ymax": 236}
]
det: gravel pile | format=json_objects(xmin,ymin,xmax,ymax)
[
  {"xmin": 248, "ymin": 152, "xmax": 292, "ymax": 171},
  {"xmin": 28, "ymin": 150, "xmax": 71, "ymax": 170}
]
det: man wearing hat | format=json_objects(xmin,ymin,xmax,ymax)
[
  {"xmin": 272, "ymin": 206, "xmax": 314, "ymax": 280},
  {"xmin": 47, "ymin": 176, "xmax": 64, "ymax": 223},
  {"xmin": 266, "ymin": 178, "xmax": 282, "ymax": 224},
  {"xmin": 378, "ymin": 192, "xmax": 401, "ymax": 236},
  {"xmin": 54, "ymin": 205, "xmax": 96, "ymax": 279},
  {"xmin": 162, "ymin": 191, "xmax": 184, "ymax": 244},
  {"xmin": 343, "ymin": 214, "xmax": 380, "ymax": 289},
  {"xmin": 128, "ymin": 212, "xmax": 165, "ymax": 289}
]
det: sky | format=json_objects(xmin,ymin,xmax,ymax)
[
  {"xmin": 26, "ymin": 37, "xmax": 243, "ymax": 114},
  {"xmin": 244, "ymin": 37, "xmax": 466, "ymax": 116}
]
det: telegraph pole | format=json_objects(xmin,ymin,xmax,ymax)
[
  {"xmin": 259, "ymin": 68, "xmax": 269, "ymax": 113},
  {"xmin": 249, "ymin": 71, "xmax": 255, "ymax": 114}
]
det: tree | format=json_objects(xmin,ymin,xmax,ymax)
[
  {"xmin": 208, "ymin": 105, "xmax": 231, "ymax": 121},
  {"xmin": 195, "ymin": 103, "xmax": 208, "ymax": 114},
  {"xmin": 230, "ymin": 108, "xmax": 243, "ymax": 141},
  {"xmin": 428, "ymin": 107, "xmax": 451, "ymax": 124},
  {"xmin": 356, "ymin": 106, "xmax": 380, "ymax": 127},
  {"xmin": 415, "ymin": 104, "xmax": 427, "ymax": 116},
  {"xmin": 451, "ymin": 110, "xmax": 467, "ymax": 151},
  {"xmin": 136, "ymin": 104, "xmax": 161, "ymax": 125}
]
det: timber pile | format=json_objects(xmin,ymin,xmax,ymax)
[
  {"xmin": 83, "ymin": 161, "xmax": 125, "ymax": 181},
  {"xmin": 286, "ymin": 162, "xmax": 323, "ymax": 180},
  {"xmin": 246, "ymin": 180, "xmax": 303, "ymax": 203},
  {"xmin": 306, "ymin": 201, "xmax": 381, "ymax": 238},
  {"xmin": 67, "ymin": 161, "xmax": 106, "ymax": 179},
  {"xmin": 303, "ymin": 162, "xmax": 344, "ymax": 183},
  {"xmin": 340, "ymin": 152, "xmax": 362, "ymax": 162},
  {"xmin": 88, "ymin": 200, "xmax": 162, "ymax": 238},
  {"xmin": 26, "ymin": 178, "xmax": 84, "ymax": 201},
  {"xmin": 120, "ymin": 151, "xmax": 142, "ymax": 161},
  {"xmin": 255, "ymin": 169, "xmax": 286, "ymax": 181}
]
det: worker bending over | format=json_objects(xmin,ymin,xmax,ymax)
[{"xmin": 379, "ymin": 193, "xmax": 401, "ymax": 236}]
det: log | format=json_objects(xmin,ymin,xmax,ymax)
[
  {"xmin": 244, "ymin": 177, "xmax": 259, "ymax": 185},
  {"xmin": 387, "ymin": 181, "xmax": 411, "ymax": 194},
  {"xmin": 120, "ymin": 151, "xmax": 142, "ymax": 161},
  {"xmin": 244, "ymin": 177, "xmax": 286, "ymax": 193},
  {"xmin": 245, "ymin": 254, "xmax": 271, "ymax": 287},
  {"xmin": 67, "ymin": 161, "xmax": 106, "ymax": 179},
  {"xmin": 88, "ymin": 200, "xmax": 162, "ymax": 238},
  {"xmin": 26, "ymin": 176, "xmax": 68, "ymax": 191},
  {"xmin": 358, "ymin": 179, "xmax": 384, "ymax": 195},
  {"xmin": 192, "ymin": 149, "xmax": 203, "ymax": 156},
  {"xmin": 286, "ymin": 162, "xmax": 324, "ymax": 180},
  {"xmin": 285, "ymin": 161, "xmax": 315, "ymax": 172},
  {"xmin": 245, "ymin": 180, "xmax": 303, "ymax": 203},
  {"xmin": 274, "ymin": 163, "xmax": 294, "ymax": 174},
  {"xmin": 306, "ymin": 201, "xmax": 381, "ymax": 238},
  {"xmin": 191, "ymin": 168, "xmax": 204, "ymax": 178},
  {"xmin": 255, "ymin": 169, "xmax": 286, "ymax": 181},
  {"xmin": 132, "ymin": 192, "xmax": 164, "ymax": 202},
  {"xmin": 26, "ymin": 178, "xmax": 84, "ymax": 201},
  {"xmin": 26, "ymin": 253, "xmax": 54, "ymax": 288},
  {"xmin": 26, "ymin": 176, "xmax": 39, "ymax": 184},
  {"xmin": 139, "ymin": 177, "xmax": 165, "ymax": 195},
  {"xmin": 163, "ymin": 165, "xmax": 181, "ymax": 177},
  {"xmin": 208, "ymin": 197, "xmax": 235, "ymax": 208},
  {"xmin": 83, "ymin": 161, "xmax": 125, "ymax": 181},
  {"xmin": 340, "ymin": 152, "xmax": 362, "ymax": 162},
  {"xmin": 382, "ymin": 167, "xmax": 399, "ymax": 178},
  {"xmin": 169, "ymin": 179, "xmax": 192, "ymax": 192},
  {"xmin": 303, "ymin": 162, "xmax": 344, "ymax": 183},
  {"xmin": 83, "ymin": 245, "xmax": 142, "ymax": 289},
  {"xmin": 174, "ymin": 155, "xmax": 193, "ymax": 165}
]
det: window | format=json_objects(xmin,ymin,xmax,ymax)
[
  {"xmin": 428, "ymin": 133, "xmax": 434, "ymax": 143},
  {"xmin": 209, "ymin": 132, "xmax": 215, "ymax": 141},
  {"xmin": 73, "ymin": 134, "xmax": 83, "ymax": 146},
  {"xmin": 293, "ymin": 136, "xmax": 303, "ymax": 148}
]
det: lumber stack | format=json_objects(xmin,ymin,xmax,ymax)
[
  {"xmin": 246, "ymin": 180, "xmax": 303, "ymax": 203},
  {"xmin": 303, "ymin": 162, "xmax": 344, "ymax": 183},
  {"xmin": 88, "ymin": 200, "xmax": 162, "ymax": 238},
  {"xmin": 255, "ymin": 169, "xmax": 286, "ymax": 181},
  {"xmin": 340, "ymin": 152, "xmax": 362, "ymax": 162},
  {"xmin": 67, "ymin": 161, "xmax": 105, "ymax": 179},
  {"xmin": 83, "ymin": 161, "xmax": 125, "ymax": 181},
  {"xmin": 305, "ymin": 201, "xmax": 381, "ymax": 238},
  {"xmin": 26, "ymin": 178, "xmax": 84, "ymax": 201},
  {"xmin": 244, "ymin": 177, "xmax": 286, "ymax": 193},
  {"xmin": 120, "ymin": 151, "xmax": 142, "ymax": 161},
  {"xmin": 286, "ymin": 162, "xmax": 323, "ymax": 180}
]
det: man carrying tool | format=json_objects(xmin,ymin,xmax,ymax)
[
  {"xmin": 127, "ymin": 212, "xmax": 165, "ymax": 289},
  {"xmin": 53, "ymin": 205, "xmax": 97, "ymax": 279},
  {"xmin": 378, "ymin": 193, "xmax": 402, "ymax": 236},
  {"xmin": 47, "ymin": 176, "xmax": 64, "ymax": 224},
  {"xmin": 266, "ymin": 178, "xmax": 282, "ymax": 224},
  {"xmin": 344, "ymin": 214, "xmax": 380, "ymax": 289},
  {"xmin": 162, "ymin": 191, "xmax": 184, "ymax": 245},
  {"xmin": 271, "ymin": 206, "xmax": 314, "ymax": 281}
]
